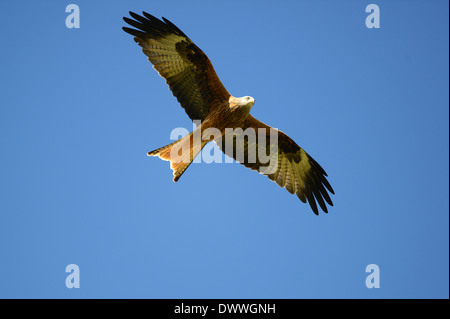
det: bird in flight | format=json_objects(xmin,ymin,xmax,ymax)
[{"xmin": 123, "ymin": 12, "xmax": 334, "ymax": 214}]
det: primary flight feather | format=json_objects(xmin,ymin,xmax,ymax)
[{"xmin": 123, "ymin": 11, "xmax": 334, "ymax": 214}]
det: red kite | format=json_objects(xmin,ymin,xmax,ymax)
[{"xmin": 123, "ymin": 12, "xmax": 334, "ymax": 214}]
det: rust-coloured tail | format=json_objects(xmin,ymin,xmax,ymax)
[{"xmin": 147, "ymin": 131, "xmax": 207, "ymax": 182}]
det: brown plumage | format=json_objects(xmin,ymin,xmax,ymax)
[{"xmin": 123, "ymin": 12, "xmax": 334, "ymax": 214}]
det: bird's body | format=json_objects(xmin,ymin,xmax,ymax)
[
  {"xmin": 123, "ymin": 12, "xmax": 334, "ymax": 214},
  {"xmin": 202, "ymin": 96, "xmax": 255, "ymax": 132}
]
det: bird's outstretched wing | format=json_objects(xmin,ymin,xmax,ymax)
[
  {"xmin": 218, "ymin": 115, "xmax": 334, "ymax": 215},
  {"xmin": 123, "ymin": 12, "xmax": 231, "ymax": 121}
]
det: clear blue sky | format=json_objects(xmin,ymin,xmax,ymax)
[{"xmin": 0, "ymin": 0, "xmax": 448, "ymax": 298}]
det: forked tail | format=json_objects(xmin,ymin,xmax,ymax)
[{"xmin": 147, "ymin": 130, "xmax": 208, "ymax": 182}]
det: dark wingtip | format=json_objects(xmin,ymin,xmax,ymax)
[
  {"xmin": 308, "ymin": 196, "xmax": 319, "ymax": 215},
  {"xmin": 329, "ymin": 186, "xmax": 335, "ymax": 195},
  {"xmin": 161, "ymin": 16, "xmax": 188, "ymax": 37},
  {"xmin": 122, "ymin": 26, "xmax": 145, "ymax": 38},
  {"xmin": 142, "ymin": 11, "xmax": 157, "ymax": 20},
  {"xmin": 123, "ymin": 11, "xmax": 190, "ymax": 42}
]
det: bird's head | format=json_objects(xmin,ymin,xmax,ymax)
[
  {"xmin": 243, "ymin": 96, "xmax": 255, "ymax": 108},
  {"xmin": 231, "ymin": 96, "xmax": 255, "ymax": 110}
]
